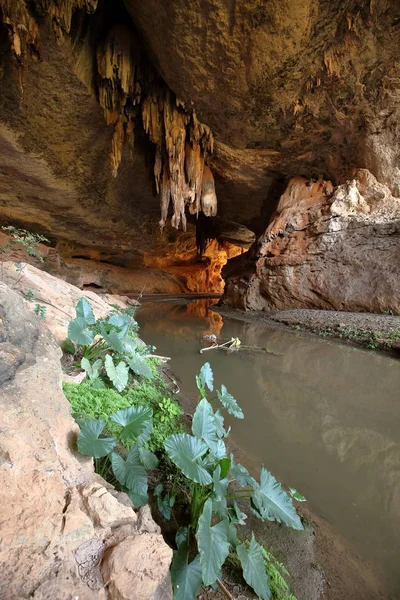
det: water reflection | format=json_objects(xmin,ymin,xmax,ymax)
[{"xmin": 137, "ymin": 300, "xmax": 400, "ymax": 595}]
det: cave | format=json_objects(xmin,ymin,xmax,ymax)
[
  {"xmin": 1, "ymin": 0, "xmax": 397, "ymax": 309},
  {"xmin": 0, "ymin": 2, "xmax": 400, "ymax": 599}
]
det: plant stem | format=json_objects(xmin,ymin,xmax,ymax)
[{"xmin": 216, "ymin": 579, "xmax": 234, "ymax": 600}]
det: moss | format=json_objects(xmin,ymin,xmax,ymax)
[{"xmin": 63, "ymin": 378, "xmax": 183, "ymax": 452}]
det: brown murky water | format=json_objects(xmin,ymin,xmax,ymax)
[{"xmin": 137, "ymin": 298, "xmax": 400, "ymax": 597}]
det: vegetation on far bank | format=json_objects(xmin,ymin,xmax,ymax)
[
  {"xmin": 62, "ymin": 295, "xmax": 303, "ymax": 600},
  {"xmin": 292, "ymin": 322, "xmax": 400, "ymax": 351}
]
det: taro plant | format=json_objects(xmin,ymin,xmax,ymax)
[
  {"xmin": 67, "ymin": 297, "xmax": 153, "ymax": 391},
  {"xmin": 163, "ymin": 362, "xmax": 305, "ymax": 600},
  {"xmin": 76, "ymin": 404, "xmax": 158, "ymax": 507}
]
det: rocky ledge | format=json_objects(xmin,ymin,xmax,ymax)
[{"xmin": 0, "ymin": 282, "xmax": 172, "ymax": 599}]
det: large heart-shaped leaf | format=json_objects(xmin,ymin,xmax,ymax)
[
  {"xmin": 251, "ymin": 467, "xmax": 303, "ymax": 530},
  {"xmin": 111, "ymin": 449, "xmax": 148, "ymax": 507},
  {"xmin": 110, "ymin": 406, "xmax": 153, "ymax": 444},
  {"xmin": 139, "ymin": 446, "xmax": 159, "ymax": 470},
  {"xmin": 104, "ymin": 355, "xmax": 129, "ymax": 392},
  {"xmin": 197, "ymin": 498, "xmax": 230, "ymax": 585},
  {"xmin": 75, "ymin": 297, "xmax": 96, "ymax": 325},
  {"xmin": 122, "ymin": 337, "xmax": 138, "ymax": 354},
  {"xmin": 107, "ymin": 313, "xmax": 131, "ymax": 337},
  {"xmin": 192, "ymin": 398, "xmax": 221, "ymax": 453},
  {"xmin": 77, "ymin": 419, "xmax": 116, "ymax": 458},
  {"xmin": 171, "ymin": 542, "xmax": 202, "ymax": 600},
  {"xmin": 81, "ymin": 357, "xmax": 102, "ymax": 380},
  {"xmin": 212, "ymin": 465, "xmax": 229, "ymax": 518},
  {"xmin": 214, "ymin": 409, "xmax": 228, "ymax": 438},
  {"xmin": 100, "ymin": 324, "xmax": 125, "ymax": 353},
  {"xmin": 229, "ymin": 455, "xmax": 257, "ymax": 489},
  {"xmin": 237, "ymin": 534, "xmax": 271, "ymax": 600},
  {"xmin": 68, "ymin": 317, "xmax": 95, "ymax": 346},
  {"xmin": 129, "ymin": 352, "xmax": 153, "ymax": 379},
  {"xmin": 164, "ymin": 434, "xmax": 212, "ymax": 485},
  {"xmin": 199, "ymin": 362, "xmax": 214, "ymax": 391},
  {"xmin": 217, "ymin": 384, "xmax": 244, "ymax": 419}
]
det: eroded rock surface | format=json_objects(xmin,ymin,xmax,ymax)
[
  {"xmin": 222, "ymin": 170, "xmax": 400, "ymax": 312},
  {"xmin": 0, "ymin": 283, "xmax": 172, "ymax": 599},
  {"xmin": 2, "ymin": 261, "xmax": 139, "ymax": 343}
]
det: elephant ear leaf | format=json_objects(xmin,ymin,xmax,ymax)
[
  {"xmin": 164, "ymin": 434, "xmax": 212, "ymax": 485},
  {"xmin": 110, "ymin": 406, "xmax": 153, "ymax": 444},
  {"xmin": 81, "ymin": 357, "xmax": 102, "ymax": 380},
  {"xmin": 217, "ymin": 385, "xmax": 244, "ymax": 419},
  {"xmin": 129, "ymin": 352, "xmax": 153, "ymax": 379},
  {"xmin": 77, "ymin": 419, "xmax": 116, "ymax": 458},
  {"xmin": 75, "ymin": 297, "xmax": 96, "ymax": 325},
  {"xmin": 104, "ymin": 355, "xmax": 129, "ymax": 392},
  {"xmin": 197, "ymin": 498, "xmax": 230, "ymax": 586},
  {"xmin": 68, "ymin": 317, "xmax": 95, "ymax": 346},
  {"xmin": 171, "ymin": 542, "xmax": 202, "ymax": 600},
  {"xmin": 237, "ymin": 533, "xmax": 271, "ymax": 600},
  {"xmin": 251, "ymin": 467, "xmax": 303, "ymax": 530},
  {"xmin": 199, "ymin": 362, "xmax": 214, "ymax": 392}
]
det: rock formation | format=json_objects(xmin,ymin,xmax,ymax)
[
  {"xmin": 0, "ymin": 282, "xmax": 172, "ymax": 598},
  {"xmin": 0, "ymin": 0, "xmax": 399, "ymax": 302},
  {"xmin": 222, "ymin": 170, "xmax": 400, "ymax": 312}
]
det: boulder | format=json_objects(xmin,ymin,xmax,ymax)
[
  {"xmin": 222, "ymin": 170, "xmax": 400, "ymax": 313},
  {"xmin": 0, "ymin": 282, "xmax": 172, "ymax": 599},
  {"xmin": 1, "ymin": 261, "xmax": 137, "ymax": 344}
]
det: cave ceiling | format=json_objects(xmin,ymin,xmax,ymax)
[{"xmin": 0, "ymin": 0, "xmax": 399, "ymax": 262}]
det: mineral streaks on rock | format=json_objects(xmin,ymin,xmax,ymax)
[
  {"xmin": 0, "ymin": 283, "xmax": 172, "ymax": 599},
  {"xmin": 222, "ymin": 170, "xmax": 400, "ymax": 314}
]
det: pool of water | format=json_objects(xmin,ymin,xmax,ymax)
[{"xmin": 137, "ymin": 298, "xmax": 400, "ymax": 596}]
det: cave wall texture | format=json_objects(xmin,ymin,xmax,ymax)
[{"xmin": 0, "ymin": 0, "xmax": 399, "ymax": 307}]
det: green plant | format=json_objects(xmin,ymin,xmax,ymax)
[
  {"xmin": 34, "ymin": 303, "xmax": 47, "ymax": 320},
  {"xmin": 63, "ymin": 381, "xmax": 182, "ymax": 452},
  {"xmin": 76, "ymin": 405, "xmax": 158, "ymax": 507},
  {"xmin": 67, "ymin": 297, "xmax": 153, "ymax": 392},
  {"xmin": 25, "ymin": 288, "xmax": 36, "ymax": 302},
  {"xmin": 1, "ymin": 226, "xmax": 49, "ymax": 283},
  {"xmin": 162, "ymin": 363, "xmax": 304, "ymax": 600},
  {"xmin": 227, "ymin": 543, "xmax": 298, "ymax": 600}
]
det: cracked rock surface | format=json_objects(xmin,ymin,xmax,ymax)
[{"xmin": 222, "ymin": 170, "xmax": 400, "ymax": 313}]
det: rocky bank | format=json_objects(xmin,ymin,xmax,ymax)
[{"xmin": 0, "ymin": 281, "xmax": 173, "ymax": 599}]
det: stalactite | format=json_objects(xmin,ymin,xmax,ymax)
[
  {"xmin": 110, "ymin": 114, "xmax": 125, "ymax": 177},
  {"xmin": 34, "ymin": 0, "xmax": 98, "ymax": 39},
  {"xmin": 0, "ymin": 0, "xmax": 40, "ymax": 59},
  {"xmin": 201, "ymin": 166, "xmax": 218, "ymax": 217},
  {"xmin": 185, "ymin": 141, "xmax": 204, "ymax": 215},
  {"xmin": 159, "ymin": 168, "xmax": 171, "ymax": 231},
  {"xmin": 0, "ymin": 0, "xmax": 218, "ymax": 229}
]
